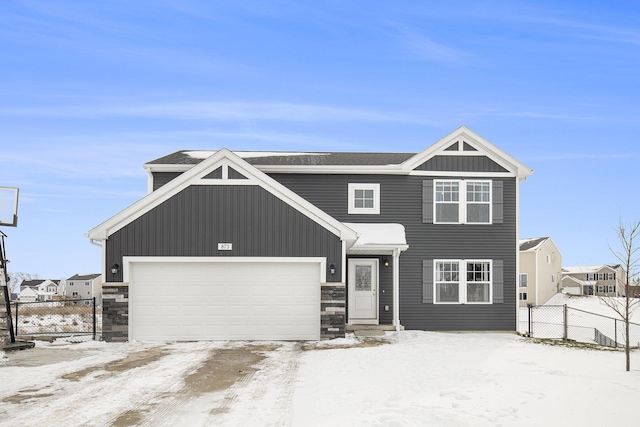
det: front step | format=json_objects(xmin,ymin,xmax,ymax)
[{"xmin": 346, "ymin": 324, "xmax": 403, "ymax": 337}]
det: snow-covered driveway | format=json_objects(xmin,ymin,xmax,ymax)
[{"xmin": 1, "ymin": 332, "xmax": 639, "ymax": 426}]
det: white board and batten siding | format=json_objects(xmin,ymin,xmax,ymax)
[{"xmin": 125, "ymin": 257, "xmax": 325, "ymax": 341}]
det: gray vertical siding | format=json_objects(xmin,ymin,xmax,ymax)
[
  {"xmin": 106, "ymin": 185, "xmax": 343, "ymax": 283},
  {"xmin": 270, "ymin": 173, "xmax": 518, "ymax": 331}
]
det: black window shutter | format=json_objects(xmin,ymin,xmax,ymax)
[
  {"xmin": 493, "ymin": 259, "xmax": 504, "ymax": 303},
  {"xmin": 423, "ymin": 259, "xmax": 434, "ymax": 303},
  {"xmin": 493, "ymin": 181, "xmax": 503, "ymax": 224},
  {"xmin": 422, "ymin": 180, "xmax": 434, "ymax": 224}
]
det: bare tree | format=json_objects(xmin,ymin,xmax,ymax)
[
  {"xmin": 601, "ymin": 220, "xmax": 640, "ymax": 371},
  {"xmin": 7, "ymin": 272, "xmax": 40, "ymax": 295}
]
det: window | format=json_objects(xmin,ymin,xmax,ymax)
[
  {"xmin": 551, "ymin": 274, "xmax": 556, "ymax": 283},
  {"xmin": 69, "ymin": 282, "xmax": 74, "ymax": 287},
  {"xmin": 434, "ymin": 260, "xmax": 492, "ymax": 304},
  {"xmin": 587, "ymin": 273, "xmax": 595, "ymax": 281},
  {"xmin": 607, "ymin": 285, "xmax": 615, "ymax": 293},
  {"xmin": 597, "ymin": 285, "xmax": 604, "ymax": 293},
  {"xmin": 348, "ymin": 183, "xmax": 380, "ymax": 214},
  {"xmin": 519, "ymin": 273, "xmax": 528, "ymax": 287},
  {"xmin": 597, "ymin": 273, "xmax": 604, "ymax": 280},
  {"xmin": 72, "ymin": 292, "xmax": 78, "ymax": 297},
  {"xmin": 434, "ymin": 180, "xmax": 491, "ymax": 224},
  {"xmin": 519, "ymin": 292, "xmax": 528, "ymax": 301},
  {"xmin": 607, "ymin": 273, "xmax": 615, "ymax": 280},
  {"xmin": 85, "ymin": 281, "xmax": 90, "ymax": 286},
  {"xmin": 546, "ymin": 255, "xmax": 551, "ymax": 264}
]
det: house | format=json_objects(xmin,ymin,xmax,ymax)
[
  {"xmin": 518, "ymin": 237, "xmax": 562, "ymax": 306},
  {"xmin": 66, "ymin": 274, "xmax": 103, "ymax": 305},
  {"xmin": 561, "ymin": 265, "xmax": 624, "ymax": 297},
  {"xmin": 18, "ymin": 279, "xmax": 61, "ymax": 302},
  {"xmin": 87, "ymin": 126, "xmax": 533, "ymax": 342}
]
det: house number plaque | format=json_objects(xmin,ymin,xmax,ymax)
[{"xmin": 217, "ymin": 243, "xmax": 233, "ymax": 251}]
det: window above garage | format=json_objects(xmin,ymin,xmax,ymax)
[{"xmin": 348, "ymin": 183, "xmax": 380, "ymax": 215}]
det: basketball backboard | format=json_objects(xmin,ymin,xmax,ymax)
[{"xmin": 0, "ymin": 186, "xmax": 19, "ymax": 227}]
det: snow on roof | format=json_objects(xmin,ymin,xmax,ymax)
[
  {"xmin": 184, "ymin": 150, "xmax": 328, "ymax": 159},
  {"xmin": 562, "ymin": 265, "xmax": 619, "ymax": 274},
  {"xmin": 519, "ymin": 237, "xmax": 548, "ymax": 251},
  {"xmin": 343, "ymin": 222, "xmax": 407, "ymax": 246}
]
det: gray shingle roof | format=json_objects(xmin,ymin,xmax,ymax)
[
  {"xmin": 67, "ymin": 273, "xmax": 101, "ymax": 281},
  {"xmin": 519, "ymin": 237, "xmax": 548, "ymax": 251},
  {"xmin": 147, "ymin": 150, "xmax": 416, "ymax": 166}
]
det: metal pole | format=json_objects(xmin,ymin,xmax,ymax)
[
  {"xmin": 563, "ymin": 304, "xmax": 568, "ymax": 340},
  {"xmin": 14, "ymin": 302, "xmax": 18, "ymax": 337},
  {"xmin": 614, "ymin": 318, "xmax": 617, "ymax": 348},
  {"xmin": 528, "ymin": 304, "xmax": 533, "ymax": 337},
  {"xmin": 0, "ymin": 232, "xmax": 16, "ymax": 343},
  {"xmin": 92, "ymin": 297, "xmax": 96, "ymax": 340}
]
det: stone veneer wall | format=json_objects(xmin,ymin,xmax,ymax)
[
  {"xmin": 102, "ymin": 283, "xmax": 129, "ymax": 342},
  {"xmin": 320, "ymin": 283, "xmax": 346, "ymax": 340}
]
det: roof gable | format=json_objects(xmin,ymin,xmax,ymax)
[
  {"xmin": 401, "ymin": 126, "xmax": 533, "ymax": 179},
  {"xmin": 88, "ymin": 149, "xmax": 357, "ymax": 242}
]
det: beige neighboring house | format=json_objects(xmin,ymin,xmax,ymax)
[
  {"xmin": 65, "ymin": 273, "xmax": 103, "ymax": 305},
  {"xmin": 561, "ymin": 264, "xmax": 624, "ymax": 297},
  {"xmin": 18, "ymin": 279, "xmax": 62, "ymax": 302},
  {"xmin": 519, "ymin": 237, "xmax": 562, "ymax": 306}
]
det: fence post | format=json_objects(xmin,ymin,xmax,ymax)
[
  {"xmin": 527, "ymin": 304, "xmax": 533, "ymax": 337},
  {"xmin": 14, "ymin": 302, "xmax": 18, "ymax": 336},
  {"xmin": 563, "ymin": 305, "xmax": 568, "ymax": 340},
  {"xmin": 93, "ymin": 297, "xmax": 97, "ymax": 340}
]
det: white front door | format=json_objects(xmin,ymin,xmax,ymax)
[{"xmin": 348, "ymin": 258, "xmax": 379, "ymax": 324}]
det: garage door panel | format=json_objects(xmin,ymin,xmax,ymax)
[{"xmin": 129, "ymin": 260, "xmax": 321, "ymax": 341}]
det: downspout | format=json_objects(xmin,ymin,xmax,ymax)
[
  {"xmin": 515, "ymin": 178, "xmax": 521, "ymax": 330},
  {"xmin": 392, "ymin": 248, "xmax": 401, "ymax": 331}
]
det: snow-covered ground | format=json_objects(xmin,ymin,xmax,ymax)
[{"xmin": 1, "ymin": 331, "xmax": 639, "ymax": 426}]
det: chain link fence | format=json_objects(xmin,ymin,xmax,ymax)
[
  {"xmin": 519, "ymin": 304, "xmax": 640, "ymax": 348},
  {"xmin": 11, "ymin": 298, "xmax": 101, "ymax": 342}
]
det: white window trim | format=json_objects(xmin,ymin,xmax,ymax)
[
  {"xmin": 433, "ymin": 179, "xmax": 492, "ymax": 224},
  {"xmin": 348, "ymin": 183, "xmax": 380, "ymax": 215},
  {"xmin": 433, "ymin": 259, "xmax": 493, "ymax": 305},
  {"xmin": 519, "ymin": 273, "xmax": 528, "ymax": 287},
  {"xmin": 519, "ymin": 292, "xmax": 528, "ymax": 301}
]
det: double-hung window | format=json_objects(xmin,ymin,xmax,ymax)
[
  {"xmin": 348, "ymin": 183, "xmax": 380, "ymax": 214},
  {"xmin": 434, "ymin": 260, "xmax": 492, "ymax": 304},
  {"xmin": 434, "ymin": 180, "xmax": 491, "ymax": 224},
  {"xmin": 519, "ymin": 273, "xmax": 528, "ymax": 287}
]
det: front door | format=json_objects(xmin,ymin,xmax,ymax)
[{"xmin": 348, "ymin": 258, "xmax": 379, "ymax": 324}]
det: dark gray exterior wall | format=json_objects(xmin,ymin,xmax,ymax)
[
  {"xmin": 152, "ymin": 172, "xmax": 182, "ymax": 190},
  {"xmin": 106, "ymin": 185, "xmax": 343, "ymax": 283},
  {"xmin": 269, "ymin": 172, "xmax": 518, "ymax": 331}
]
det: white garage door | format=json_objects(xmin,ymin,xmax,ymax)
[{"xmin": 127, "ymin": 258, "xmax": 322, "ymax": 341}]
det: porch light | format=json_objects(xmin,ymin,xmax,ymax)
[
  {"xmin": 384, "ymin": 258, "xmax": 389, "ymax": 267},
  {"xmin": 111, "ymin": 263, "xmax": 120, "ymax": 274},
  {"xmin": 329, "ymin": 264, "xmax": 336, "ymax": 275}
]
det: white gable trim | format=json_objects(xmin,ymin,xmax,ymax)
[
  {"xmin": 88, "ymin": 148, "xmax": 358, "ymax": 242},
  {"xmin": 401, "ymin": 126, "xmax": 533, "ymax": 180}
]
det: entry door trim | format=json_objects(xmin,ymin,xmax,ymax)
[{"xmin": 347, "ymin": 258, "xmax": 379, "ymax": 325}]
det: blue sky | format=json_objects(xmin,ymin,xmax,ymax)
[{"xmin": 1, "ymin": 0, "xmax": 639, "ymax": 280}]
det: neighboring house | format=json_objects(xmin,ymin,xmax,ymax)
[
  {"xmin": 518, "ymin": 237, "xmax": 562, "ymax": 306},
  {"xmin": 66, "ymin": 274, "xmax": 103, "ymax": 305},
  {"xmin": 88, "ymin": 126, "xmax": 533, "ymax": 342},
  {"xmin": 18, "ymin": 279, "xmax": 61, "ymax": 302},
  {"xmin": 561, "ymin": 265, "xmax": 624, "ymax": 297}
]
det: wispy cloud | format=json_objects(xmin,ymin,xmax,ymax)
[{"xmin": 386, "ymin": 23, "xmax": 470, "ymax": 65}]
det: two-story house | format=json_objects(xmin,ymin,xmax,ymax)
[
  {"xmin": 88, "ymin": 126, "xmax": 533, "ymax": 342},
  {"xmin": 561, "ymin": 265, "xmax": 624, "ymax": 297},
  {"xmin": 18, "ymin": 279, "xmax": 61, "ymax": 302},
  {"xmin": 65, "ymin": 274, "xmax": 103, "ymax": 305},
  {"xmin": 518, "ymin": 237, "xmax": 562, "ymax": 306}
]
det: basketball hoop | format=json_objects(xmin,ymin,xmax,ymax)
[{"xmin": 0, "ymin": 187, "xmax": 19, "ymax": 227}]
